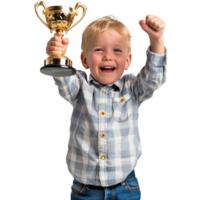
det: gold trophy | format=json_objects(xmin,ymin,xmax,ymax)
[{"xmin": 34, "ymin": 1, "xmax": 87, "ymax": 76}]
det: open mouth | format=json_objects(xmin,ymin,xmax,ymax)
[{"xmin": 100, "ymin": 67, "xmax": 116, "ymax": 72}]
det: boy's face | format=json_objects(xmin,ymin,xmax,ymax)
[{"xmin": 81, "ymin": 30, "xmax": 132, "ymax": 85}]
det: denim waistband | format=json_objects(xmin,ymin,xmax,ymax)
[{"xmin": 76, "ymin": 169, "xmax": 135, "ymax": 189}]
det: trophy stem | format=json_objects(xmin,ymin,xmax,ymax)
[
  {"xmin": 54, "ymin": 30, "xmax": 64, "ymax": 39},
  {"xmin": 52, "ymin": 30, "xmax": 70, "ymax": 40}
]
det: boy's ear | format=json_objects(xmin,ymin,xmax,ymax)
[
  {"xmin": 79, "ymin": 53, "xmax": 89, "ymax": 70},
  {"xmin": 79, "ymin": 53, "xmax": 83, "ymax": 67},
  {"xmin": 126, "ymin": 53, "xmax": 134, "ymax": 70}
]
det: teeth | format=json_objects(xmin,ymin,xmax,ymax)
[{"xmin": 101, "ymin": 67, "xmax": 114, "ymax": 69}]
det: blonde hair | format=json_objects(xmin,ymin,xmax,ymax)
[{"xmin": 81, "ymin": 16, "xmax": 132, "ymax": 54}]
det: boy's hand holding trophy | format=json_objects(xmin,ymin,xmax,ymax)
[{"xmin": 34, "ymin": 1, "xmax": 87, "ymax": 76}]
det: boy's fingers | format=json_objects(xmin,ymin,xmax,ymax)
[
  {"xmin": 62, "ymin": 38, "xmax": 69, "ymax": 45},
  {"xmin": 51, "ymin": 36, "xmax": 62, "ymax": 42},
  {"xmin": 48, "ymin": 40, "xmax": 64, "ymax": 48},
  {"xmin": 63, "ymin": 37, "xmax": 71, "ymax": 44}
]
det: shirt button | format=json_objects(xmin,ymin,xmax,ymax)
[
  {"xmin": 165, "ymin": 63, "xmax": 167, "ymax": 65},
  {"xmin": 101, "ymin": 156, "xmax": 105, "ymax": 160},
  {"xmin": 102, "ymin": 90, "xmax": 106, "ymax": 94},
  {"xmin": 100, "ymin": 133, "xmax": 105, "ymax": 138},
  {"xmin": 100, "ymin": 111, "xmax": 105, "ymax": 116},
  {"xmin": 120, "ymin": 97, "xmax": 125, "ymax": 103}
]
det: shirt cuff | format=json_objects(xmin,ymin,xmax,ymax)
[
  {"xmin": 146, "ymin": 45, "xmax": 169, "ymax": 56},
  {"xmin": 144, "ymin": 45, "xmax": 170, "ymax": 65}
]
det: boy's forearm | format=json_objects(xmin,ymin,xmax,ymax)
[{"xmin": 149, "ymin": 36, "xmax": 165, "ymax": 54}]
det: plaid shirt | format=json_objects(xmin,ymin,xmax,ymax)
[{"xmin": 53, "ymin": 46, "xmax": 167, "ymax": 187}]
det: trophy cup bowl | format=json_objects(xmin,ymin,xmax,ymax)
[{"xmin": 34, "ymin": 1, "xmax": 87, "ymax": 76}]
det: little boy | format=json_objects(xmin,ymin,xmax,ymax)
[{"xmin": 46, "ymin": 15, "xmax": 167, "ymax": 200}]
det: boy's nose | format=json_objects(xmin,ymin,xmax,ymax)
[{"xmin": 102, "ymin": 52, "xmax": 113, "ymax": 61}]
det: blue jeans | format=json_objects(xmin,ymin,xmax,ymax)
[{"xmin": 71, "ymin": 169, "xmax": 141, "ymax": 200}]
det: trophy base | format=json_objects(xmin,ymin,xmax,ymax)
[
  {"xmin": 40, "ymin": 55, "xmax": 76, "ymax": 76},
  {"xmin": 40, "ymin": 65, "xmax": 76, "ymax": 76}
]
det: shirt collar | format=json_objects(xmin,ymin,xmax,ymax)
[{"xmin": 89, "ymin": 74, "xmax": 123, "ymax": 92}]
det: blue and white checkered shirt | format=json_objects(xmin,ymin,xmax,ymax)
[{"xmin": 53, "ymin": 46, "xmax": 167, "ymax": 187}]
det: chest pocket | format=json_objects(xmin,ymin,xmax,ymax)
[{"xmin": 112, "ymin": 93, "xmax": 133, "ymax": 123}]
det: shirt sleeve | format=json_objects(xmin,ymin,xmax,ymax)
[
  {"xmin": 130, "ymin": 46, "xmax": 167, "ymax": 107},
  {"xmin": 53, "ymin": 70, "xmax": 86, "ymax": 106}
]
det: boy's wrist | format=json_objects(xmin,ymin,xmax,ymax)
[{"xmin": 149, "ymin": 36, "xmax": 165, "ymax": 54}]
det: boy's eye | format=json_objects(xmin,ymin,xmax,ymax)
[
  {"xmin": 114, "ymin": 49, "xmax": 121, "ymax": 52},
  {"xmin": 96, "ymin": 49, "xmax": 121, "ymax": 51},
  {"xmin": 95, "ymin": 49, "xmax": 103, "ymax": 51}
]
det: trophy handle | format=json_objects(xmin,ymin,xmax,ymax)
[
  {"xmin": 31, "ymin": 0, "xmax": 50, "ymax": 31},
  {"xmin": 68, "ymin": 1, "xmax": 89, "ymax": 30}
]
